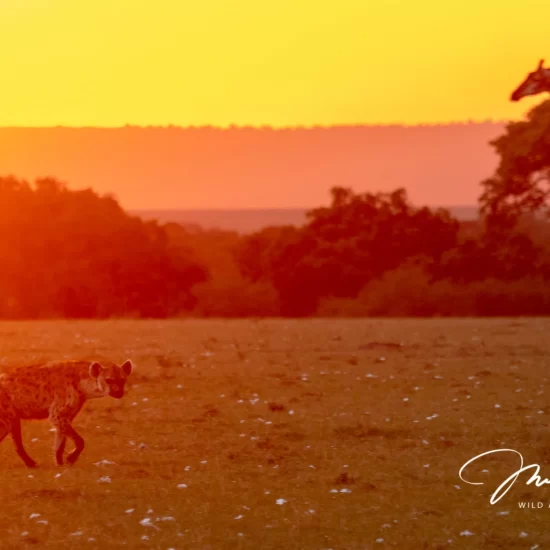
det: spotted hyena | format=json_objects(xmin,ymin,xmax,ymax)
[{"xmin": 0, "ymin": 359, "xmax": 132, "ymax": 467}]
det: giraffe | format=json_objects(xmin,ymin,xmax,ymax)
[{"xmin": 511, "ymin": 59, "xmax": 550, "ymax": 101}]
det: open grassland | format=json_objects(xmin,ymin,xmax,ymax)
[{"xmin": 0, "ymin": 318, "xmax": 549, "ymax": 549}]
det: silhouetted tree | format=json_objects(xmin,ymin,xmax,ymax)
[
  {"xmin": 481, "ymin": 100, "xmax": 550, "ymax": 228},
  {"xmin": 237, "ymin": 187, "xmax": 459, "ymax": 315},
  {"xmin": 0, "ymin": 177, "xmax": 207, "ymax": 318}
]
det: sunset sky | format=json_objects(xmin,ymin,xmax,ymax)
[{"xmin": 0, "ymin": 0, "xmax": 548, "ymax": 127}]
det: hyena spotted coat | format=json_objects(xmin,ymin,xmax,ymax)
[{"xmin": 0, "ymin": 359, "xmax": 132, "ymax": 467}]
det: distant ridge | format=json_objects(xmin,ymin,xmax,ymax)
[
  {"xmin": 0, "ymin": 124, "xmax": 503, "ymax": 211},
  {"xmin": 134, "ymin": 206, "xmax": 479, "ymax": 234}
]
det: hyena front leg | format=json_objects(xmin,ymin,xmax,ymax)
[
  {"xmin": 53, "ymin": 430, "xmax": 67, "ymax": 466},
  {"xmin": 51, "ymin": 418, "xmax": 84, "ymax": 466},
  {"xmin": 10, "ymin": 417, "xmax": 37, "ymax": 468}
]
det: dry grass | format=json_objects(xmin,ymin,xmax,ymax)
[{"xmin": 0, "ymin": 318, "xmax": 548, "ymax": 548}]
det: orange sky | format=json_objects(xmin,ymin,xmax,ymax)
[{"xmin": 0, "ymin": 0, "xmax": 548, "ymax": 127}]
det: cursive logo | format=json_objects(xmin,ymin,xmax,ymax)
[{"xmin": 459, "ymin": 449, "xmax": 550, "ymax": 504}]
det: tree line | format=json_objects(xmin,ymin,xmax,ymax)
[
  {"xmin": 0, "ymin": 177, "xmax": 206, "ymax": 318},
  {"xmin": 4, "ymin": 99, "xmax": 550, "ymax": 318}
]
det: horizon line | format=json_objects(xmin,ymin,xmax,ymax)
[
  {"xmin": 131, "ymin": 205, "xmax": 480, "ymax": 211},
  {"xmin": 0, "ymin": 120, "xmax": 509, "ymax": 131}
]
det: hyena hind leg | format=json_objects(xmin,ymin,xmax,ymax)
[
  {"xmin": 0, "ymin": 391, "xmax": 11, "ymax": 445},
  {"xmin": 10, "ymin": 417, "xmax": 37, "ymax": 468},
  {"xmin": 0, "ymin": 391, "xmax": 35, "ymax": 468},
  {"xmin": 0, "ymin": 421, "xmax": 8, "ymax": 445}
]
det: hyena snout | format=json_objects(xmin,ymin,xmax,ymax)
[
  {"xmin": 110, "ymin": 388, "xmax": 125, "ymax": 399},
  {"xmin": 108, "ymin": 382, "xmax": 126, "ymax": 399}
]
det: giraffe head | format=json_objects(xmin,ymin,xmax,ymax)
[{"xmin": 511, "ymin": 59, "xmax": 550, "ymax": 101}]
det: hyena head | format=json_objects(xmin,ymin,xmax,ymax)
[{"xmin": 89, "ymin": 360, "xmax": 133, "ymax": 399}]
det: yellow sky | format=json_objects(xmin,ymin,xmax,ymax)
[{"xmin": 0, "ymin": 0, "xmax": 548, "ymax": 127}]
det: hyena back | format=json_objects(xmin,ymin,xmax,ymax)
[{"xmin": 0, "ymin": 359, "xmax": 132, "ymax": 467}]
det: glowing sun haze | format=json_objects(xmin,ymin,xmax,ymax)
[{"xmin": 0, "ymin": 0, "xmax": 547, "ymax": 127}]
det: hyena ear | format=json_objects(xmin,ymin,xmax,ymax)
[
  {"xmin": 121, "ymin": 360, "xmax": 133, "ymax": 377},
  {"xmin": 89, "ymin": 362, "xmax": 102, "ymax": 379}
]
